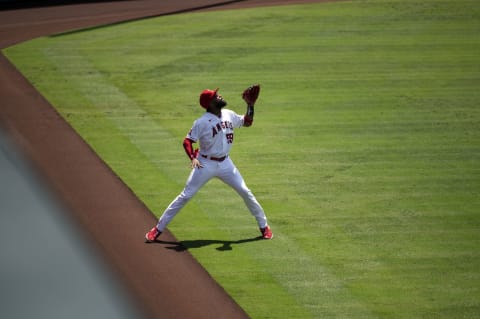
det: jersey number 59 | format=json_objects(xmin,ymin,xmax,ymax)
[{"xmin": 226, "ymin": 133, "xmax": 234, "ymax": 144}]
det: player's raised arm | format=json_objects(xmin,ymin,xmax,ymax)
[{"xmin": 242, "ymin": 84, "xmax": 260, "ymax": 127}]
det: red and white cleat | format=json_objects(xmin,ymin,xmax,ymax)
[
  {"xmin": 260, "ymin": 225, "xmax": 273, "ymax": 239},
  {"xmin": 145, "ymin": 226, "xmax": 161, "ymax": 243}
]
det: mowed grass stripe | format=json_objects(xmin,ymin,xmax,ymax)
[{"xmin": 41, "ymin": 43, "xmax": 185, "ymax": 180}]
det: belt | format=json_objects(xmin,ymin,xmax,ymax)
[{"xmin": 201, "ymin": 154, "xmax": 227, "ymax": 162}]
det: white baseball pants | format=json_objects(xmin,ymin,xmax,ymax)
[{"xmin": 156, "ymin": 156, "xmax": 268, "ymax": 232}]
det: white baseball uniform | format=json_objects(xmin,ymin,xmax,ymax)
[{"xmin": 155, "ymin": 109, "xmax": 268, "ymax": 232}]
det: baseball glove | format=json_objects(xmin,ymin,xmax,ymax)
[{"xmin": 242, "ymin": 84, "xmax": 260, "ymax": 106}]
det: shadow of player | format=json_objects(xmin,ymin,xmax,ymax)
[{"xmin": 157, "ymin": 236, "xmax": 263, "ymax": 252}]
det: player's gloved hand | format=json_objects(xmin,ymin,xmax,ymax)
[
  {"xmin": 242, "ymin": 84, "xmax": 260, "ymax": 106},
  {"xmin": 191, "ymin": 158, "xmax": 203, "ymax": 169}
]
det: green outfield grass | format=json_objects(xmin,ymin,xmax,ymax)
[{"xmin": 5, "ymin": 0, "xmax": 480, "ymax": 317}]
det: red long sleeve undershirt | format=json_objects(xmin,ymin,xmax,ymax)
[
  {"xmin": 244, "ymin": 114, "xmax": 253, "ymax": 127},
  {"xmin": 183, "ymin": 137, "xmax": 197, "ymax": 160}
]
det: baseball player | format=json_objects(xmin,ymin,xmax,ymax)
[{"xmin": 146, "ymin": 85, "xmax": 273, "ymax": 242}]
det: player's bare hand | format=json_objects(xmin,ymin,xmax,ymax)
[{"xmin": 191, "ymin": 158, "xmax": 203, "ymax": 169}]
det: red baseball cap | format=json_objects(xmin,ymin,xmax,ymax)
[{"xmin": 199, "ymin": 88, "xmax": 218, "ymax": 108}]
